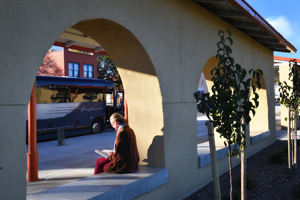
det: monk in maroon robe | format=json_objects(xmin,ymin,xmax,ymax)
[{"xmin": 94, "ymin": 113, "xmax": 139, "ymax": 174}]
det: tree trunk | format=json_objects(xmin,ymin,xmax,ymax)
[
  {"xmin": 294, "ymin": 109, "xmax": 298, "ymax": 173},
  {"xmin": 241, "ymin": 124, "xmax": 248, "ymax": 200},
  {"xmin": 207, "ymin": 121, "xmax": 221, "ymax": 200},
  {"xmin": 288, "ymin": 107, "xmax": 292, "ymax": 179},
  {"xmin": 228, "ymin": 142, "xmax": 232, "ymax": 200}
]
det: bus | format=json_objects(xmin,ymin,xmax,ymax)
[{"xmin": 28, "ymin": 76, "xmax": 123, "ymax": 142}]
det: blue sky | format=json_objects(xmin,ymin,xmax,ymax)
[
  {"xmin": 51, "ymin": 46, "xmax": 62, "ymax": 51},
  {"xmin": 247, "ymin": 0, "xmax": 300, "ymax": 59},
  {"xmin": 51, "ymin": 0, "xmax": 300, "ymax": 59}
]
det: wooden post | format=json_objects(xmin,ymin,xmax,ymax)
[
  {"xmin": 207, "ymin": 121, "xmax": 221, "ymax": 200},
  {"xmin": 27, "ymin": 80, "xmax": 39, "ymax": 182},
  {"xmin": 288, "ymin": 107, "xmax": 292, "ymax": 179},
  {"xmin": 241, "ymin": 124, "xmax": 248, "ymax": 200},
  {"xmin": 294, "ymin": 109, "xmax": 297, "ymax": 173}
]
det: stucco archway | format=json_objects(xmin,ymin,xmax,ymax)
[
  {"xmin": 201, "ymin": 56, "xmax": 222, "ymax": 143},
  {"xmin": 249, "ymin": 71, "xmax": 269, "ymax": 133},
  {"xmin": 71, "ymin": 19, "xmax": 165, "ymax": 167},
  {"xmin": 201, "ymin": 57, "xmax": 269, "ymax": 141},
  {"xmin": 202, "ymin": 57, "xmax": 218, "ymax": 95},
  {"xmin": 1, "ymin": 16, "xmax": 165, "ymax": 199}
]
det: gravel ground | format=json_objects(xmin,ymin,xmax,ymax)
[{"xmin": 184, "ymin": 140, "xmax": 300, "ymax": 200}]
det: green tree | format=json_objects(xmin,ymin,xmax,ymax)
[
  {"xmin": 279, "ymin": 59, "xmax": 300, "ymax": 176},
  {"xmin": 279, "ymin": 59, "xmax": 300, "ymax": 111},
  {"xmin": 194, "ymin": 30, "xmax": 262, "ymax": 200},
  {"xmin": 97, "ymin": 54, "xmax": 123, "ymax": 91}
]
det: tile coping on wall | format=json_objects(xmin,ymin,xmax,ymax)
[{"xmin": 198, "ymin": 130, "xmax": 271, "ymax": 168}]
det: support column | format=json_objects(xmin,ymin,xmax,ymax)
[
  {"xmin": 27, "ymin": 80, "xmax": 39, "ymax": 182},
  {"xmin": 124, "ymin": 96, "xmax": 128, "ymax": 125}
]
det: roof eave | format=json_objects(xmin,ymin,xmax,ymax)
[{"xmin": 227, "ymin": 0, "xmax": 297, "ymax": 53}]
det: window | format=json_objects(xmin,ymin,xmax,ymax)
[
  {"xmin": 36, "ymin": 86, "xmax": 105, "ymax": 104},
  {"xmin": 84, "ymin": 64, "xmax": 93, "ymax": 78},
  {"xmin": 36, "ymin": 87, "xmax": 71, "ymax": 103},
  {"xmin": 69, "ymin": 62, "xmax": 79, "ymax": 77}
]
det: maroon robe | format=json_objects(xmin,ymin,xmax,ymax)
[{"xmin": 106, "ymin": 125, "xmax": 139, "ymax": 173}]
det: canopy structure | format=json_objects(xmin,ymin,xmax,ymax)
[{"xmin": 194, "ymin": 0, "xmax": 297, "ymax": 53}]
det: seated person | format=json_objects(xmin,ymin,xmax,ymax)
[{"xmin": 94, "ymin": 113, "xmax": 139, "ymax": 174}]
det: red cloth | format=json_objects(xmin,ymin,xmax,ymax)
[
  {"xmin": 94, "ymin": 157, "xmax": 112, "ymax": 175},
  {"xmin": 106, "ymin": 125, "xmax": 139, "ymax": 173}
]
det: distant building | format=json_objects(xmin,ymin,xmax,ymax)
[{"xmin": 38, "ymin": 44, "xmax": 107, "ymax": 79}]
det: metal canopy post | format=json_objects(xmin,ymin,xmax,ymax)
[
  {"xmin": 124, "ymin": 96, "xmax": 128, "ymax": 125},
  {"xmin": 27, "ymin": 80, "xmax": 39, "ymax": 182}
]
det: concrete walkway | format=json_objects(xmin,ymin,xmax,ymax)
[
  {"xmin": 26, "ymin": 117, "xmax": 210, "ymax": 198},
  {"xmin": 26, "ymin": 111, "xmax": 288, "ymax": 199},
  {"xmin": 27, "ymin": 130, "xmax": 116, "ymax": 196}
]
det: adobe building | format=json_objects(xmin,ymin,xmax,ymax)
[{"xmin": 0, "ymin": 0, "xmax": 297, "ymax": 199}]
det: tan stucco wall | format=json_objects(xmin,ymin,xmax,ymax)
[
  {"xmin": 279, "ymin": 64, "xmax": 290, "ymax": 129},
  {"xmin": 0, "ymin": 0, "xmax": 276, "ymax": 199},
  {"xmin": 201, "ymin": 40, "xmax": 273, "ymax": 148},
  {"xmin": 279, "ymin": 64, "xmax": 300, "ymax": 129}
]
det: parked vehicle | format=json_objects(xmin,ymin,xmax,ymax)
[
  {"xmin": 27, "ymin": 76, "xmax": 123, "ymax": 142},
  {"xmin": 275, "ymin": 94, "xmax": 280, "ymax": 103},
  {"xmin": 274, "ymin": 83, "xmax": 280, "ymax": 103}
]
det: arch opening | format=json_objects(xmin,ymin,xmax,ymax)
[
  {"xmin": 249, "ymin": 70, "xmax": 269, "ymax": 134},
  {"xmin": 200, "ymin": 57, "xmax": 224, "ymax": 144},
  {"xmin": 199, "ymin": 57, "xmax": 269, "ymax": 144},
  {"xmin": 71, "ymin": 19, "xmax": 165, "ymax": 167},
  {"xmin": 26, "ymin": 18, "xmax": 165, "ymax": 194}
]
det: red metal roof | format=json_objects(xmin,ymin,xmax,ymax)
[{"xmin": 274, "ymin": 56, "xmax": 298, "ymax": 62}]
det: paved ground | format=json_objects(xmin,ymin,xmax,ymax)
[
  {"xmin": 27, "ymin": 107, "xmax": 286, "ymax": 198},
  {"xmin": 26, "ymin": 116, "xmax": 211, "ymax": 197},
  {"xmin": 27, "ymin": 130, "xmax": 116, "ymax": 196},
  {"xmin": 197, "ymin": 112, "xmax": 209, "ymax": 143}
]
